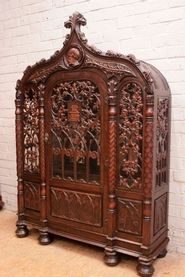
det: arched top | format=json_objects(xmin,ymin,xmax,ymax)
[{"xmin": 16, "ymin": 12, "xmax": 170, "ymax": 97}]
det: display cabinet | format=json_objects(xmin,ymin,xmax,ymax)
[{"xmin": 15, "ymin": 12, "xmax": 171, "ymax": 276}]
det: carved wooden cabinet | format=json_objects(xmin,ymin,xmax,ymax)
[{"xmin": 15, "ymin": 12, "xmax": 171, "ymax": 277}]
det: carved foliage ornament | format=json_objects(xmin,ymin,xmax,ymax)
[
  {"xmin": 23, "ymin": 87, "xmax": 40, "ymax": 173},
  {"xmin": 51, "ymin": 80, "xmax": 100, "ymax": 183},
  {"xmin": 118, "ymin": 83, "xmax": 143, "ymax": 189}
]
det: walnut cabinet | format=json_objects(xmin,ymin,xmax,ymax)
[{"xmin": 15, "ymin": 12, "xmax": 171, "ymax": 277}]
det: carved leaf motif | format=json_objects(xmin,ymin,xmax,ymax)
[
  {"xmin": 23, "ymin": 88, "xmax": 39, "ymax": 173},
  {"xmin": 64, "ymin": 12, "xmax": 87, "ymax": 44},
  {"xmin": 84, "ymin": 56, "xmax": 136, "ymax": 77},
  {"xmin": 118, "ymin": 83, "xmax": 143, "ymax": 189}
]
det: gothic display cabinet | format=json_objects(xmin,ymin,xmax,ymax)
[{"xmin": 15, "ymin": 12, "xmax": 171, "ymax": 277}]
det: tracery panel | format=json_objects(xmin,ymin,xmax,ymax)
[
  {"xmin": 50, "ymin": 187, "xmax": 102, "ymax": 226},
  {"xmin": 51, "ymin": 80, "xmax": 100, "ymax": 184}
]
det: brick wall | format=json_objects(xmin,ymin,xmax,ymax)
[{"xmin": 0, "ymin": 0, "xmax": 185, "ymax": 254}]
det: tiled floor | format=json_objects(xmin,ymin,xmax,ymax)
[{"xmin": 0, "ymin": 209, "xmax": 185, "ymax": 277}]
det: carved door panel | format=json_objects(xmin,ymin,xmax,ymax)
[{"xmin": 45, "ymin": 72, "xmax": 108, "ymax": 233}]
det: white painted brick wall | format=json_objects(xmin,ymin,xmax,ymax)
[{"xmin": 0, "ymin": 0, "xmax": 185, "ymax": 254}]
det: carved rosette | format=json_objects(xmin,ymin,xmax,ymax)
[{"xmin": 118, "ymin": 83, "xmax": 143, "ymax": 190}]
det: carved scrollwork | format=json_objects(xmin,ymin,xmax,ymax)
[
  {"xmin": 84, "ymin": 56, "xmax": 136, "ymax": 77},
  {"xmin": 28, "ymin": 62, "xmax": 65, "ymax": 84},
  {"xmin": 118, "ymin": 83, "xmax": 143, "ymax": 189}
]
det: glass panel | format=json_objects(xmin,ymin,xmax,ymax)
[{"xmin": 51, "ymin": 80, "xmax": 100, "ymax": 184}]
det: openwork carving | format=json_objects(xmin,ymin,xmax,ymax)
[
  {"xmin": 24, "ymin": 182, "xmax": 40, "ymax": 211},
  {"xmin": 154, "ymin": 194, "xmax": 167, "ymax": 235},
  {"xmin": 118, "ymin": 83, "xmax": 143, "ymax": 189},
  {"xmin": 51, "ymin": 80, "xmax": 100, "ymax": 183},
  {"xmin": 117, "ymin": 198, "xmax": 142, "ymax": 235},
  {"xmin": 156, "ymin": 98, "xmax": 169, "ymax": 188},
  {"xmin": 51, "ymin": 188, "xmax": 102, "ymax": 226},
  {"xmin": 23, "ymin": 87, "xmax": 39, "ymax": 173}
]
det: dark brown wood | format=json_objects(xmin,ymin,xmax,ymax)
[
  {"xmin": 15, "ymin": 12, "xmax": 171, "ymax": 277},
  {"xmin": 0, "ymin": 195, "xmax": 4, "ymax": 210}
]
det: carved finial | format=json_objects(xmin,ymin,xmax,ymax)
[
  {"xmin": 64, "ymin": 12, "xmax": 87, "ymax": 43},
  {"xmin": 143, "ymin": 70, "xmax": 154, "ymax": 95},
  {"xmin": 15, "ymin": 80, "xmax": 22, "ymax": 99}
]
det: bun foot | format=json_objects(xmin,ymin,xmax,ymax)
[
  {"xmin": 38, "ymin": 231, "xmax": 53, "ymax": 245},
  {"xmin": 136, "ymin": 259, "xmax": 155, "ymax": 277},
  {"xmin": 104, "ymin": 247, "xmax": 120, "ymax": 266},
  {"xmin": 158, "ymin": 248, "xmax": 167, "ymax": 258},
  {"xmin": 15, "ymin": 223, "xmax": 29, "ymax": 238}
]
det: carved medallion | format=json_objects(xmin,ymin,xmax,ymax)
[{"xmin": 64, "ymin": 45, "xmax": 84, "ymax": 68}]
